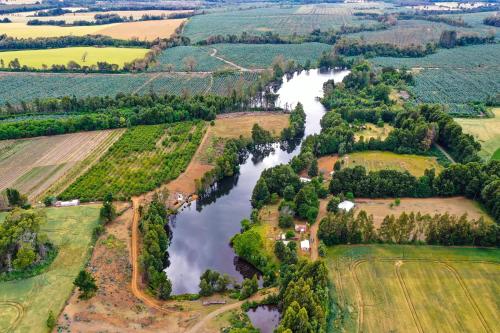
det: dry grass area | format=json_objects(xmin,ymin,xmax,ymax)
[
  {"xmin": 0, "ymin": 129, "xmax": 123, "ymax": 201},
  {"xmin": 212, "ymin": 112, "xmax": 289, "ymax": 139},
  {"xmin": 97, "ymin": 19, "xmax": 186, "ymax": 41},
  {"xmin": 354, "ymin": 197, "xmax": 493, "ymax": 226},
  {"xmin": 300, "ymin": 155, "xmax": 339, "ymax": 180},
  {"xmin": 327, "ymin": 245, "xmax": 500, "ymax": 333},
  {"xmin": 456, "ymin": 108, "xmax": 500, "ymax": 161},
  {"xmin": 165, "ymin": 113, "xmax": 290, "ymax": 198},
  {"xmin": 342, "ymin": 151, "xmax": 443, "ymax": 177},
  {"xmin": 355, "ymin": 123, "xmax": 394, "ymax": 142}
]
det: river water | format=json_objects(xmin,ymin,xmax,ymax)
[{"xmin": 166, "ymin": 69, "xmax": 350, "ymax": 295}]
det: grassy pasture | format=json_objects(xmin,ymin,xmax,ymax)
[
  {"xmin": 341, "ymin": 151, "xmax": 443, "ymax": 177},
  {"xmin": 60, "ymin": 122, "xmax": 206, "ymax": 201},
  {"xmin": 353, "ymin": 197, "xmax": 493, "ymax": 226},
  {"xmin": 456, "ymin": 108, "xmax": 500, "ymax": 160},
  {"xmin": 0, "ymin": 129, "xmax": 123, "ymax": 201},
  {"xmin": 0, "ymin": 47, "xmax": 148, "ymax": 69},
  {"xmin": 326, "ymin": 245, "xmax": 500, "ymax": 333},
  {"xmin": 212, "ymin": 112, "xmax": 290, "ymax": 139},
  {"xmin": 0, "ymin": 205, "xmax": 100, "ymax": 333},
  {"xmin": 355, "ymin": 123, "xmax": 393, "ymax": 141}
]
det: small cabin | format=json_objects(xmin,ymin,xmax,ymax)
[
  {"xmin": 55, "ymin": 199, "xmax": 80, "ymax": 207},
  {"xmin": 295, "ymin": 224, "xmax": 307, "ymax": 233},
  {"xmin": 300, "ymin": 239, "xmax": 310, "ymax": 251},
  {"xmin": 299, "ymin": 177, "xmax": 311, "ymax": 183}
]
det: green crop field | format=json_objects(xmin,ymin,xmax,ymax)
[
  {"xmin": 60, "ymin": 122, "xmax": 206, "ymax": 201},
  {"xmin": 150, "ymin": 45, "xmax": 229, "ymax": 72},
  {"xmin": 342, "ymin": 151, "xmax": 443, "ymax": 176},
  {"xmin": 0, "ymin": 205, "xmax": 100, "ymax": 333},
  {"xmin": 0, "ymin": 71, "xmax": 261, "ymax": 104},
  {"xmin": 371, "ymin": 44, "xmax": 500, "ymax": 116},
  {"xmin": 183, "ymin": 3, "xmax": 387, "ymax": 43},
  {"xmin": 448, "ymin": 12, "xmax": 500, "ymax": 39},
  {"xmin": 214, "ymin": 42, "xmax": 332, "ymax": 69},
  {"xmin": 326, "ymin": 245, "xmax": 500, "ymax": 333},
  {"xmin": 0, "ymin": 47, "xmax": 148, "ymax": 69},
  {"xmin": 456, "ymin": 108, "xmax": 500, "ymax": 161}
]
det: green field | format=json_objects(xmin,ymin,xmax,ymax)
[
  {"xmin": 150, "ymin": 45, "xmax": 230, "ymax": 72},
  {"xmin": 0, "ymin": 47, "xmax": 148, "ymax": 69},
  {"xmin": 327, "ymin": 245, "xmax": 500, "ymax": 333},
  {"xmin": 371, "ymin": 44, "xmax": 500, "ymax": 116},
  {"xmin": 456, "ymin": 108, "xmax": 500, "ymax": 160},
  {"xmin": 183, "ymin": 3, "xmax": 387, "ymax": 42},
  {"xmin": 0, "ymin": 71, "xmax": 261, "ymax": 104},
  {"xmin": 342, "ymin": 151, "xmax": 443, "ymax": 176},
  {"xmin": 0, "ymin": 205, "xmax": 100, "ymax": 333},
  {"xmin": 60, "ymin": 122, "xmax": 206, "ymax": 201}
]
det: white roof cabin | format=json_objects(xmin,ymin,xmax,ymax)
[
  {"xmin": 55, "ymin": 199, "xmax": 80, "ymax": 207},
  {"xmin": 299, "ymin": 177, "xmax": 311, "ymax": 183},
  {"xmin": 300, "ymin": 239, "xmax": 310, "ymax": 251},
  {"xmin": 338, "ymin": 200, "xmax": 355, "ymax": 212}
]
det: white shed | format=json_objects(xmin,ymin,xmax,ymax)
[
  {"xmin": 300, "ymin": 239, "xmax": 310, "ymax": 251},
  {"xmin": 299, "ymin": 177, "xmax": 311, "ymax": 183},
  {"xmin": 55, "ymin": 199, "xmax": 80, "ymax": 207},
  {"xmin": 338, "ymin": 200, "xmax": 355, "ymax": 212}
]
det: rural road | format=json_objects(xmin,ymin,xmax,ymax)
[
  {"xmin": 210, "ymin": 48, "xmax": 250, "ymax": 72},
  {"xmin": 310, "ymin": 199, "xmax": 328, "ymax": 260},
  {"xmin": 435, "ymin": 143, "xmax": 456, "ymax": 164}
]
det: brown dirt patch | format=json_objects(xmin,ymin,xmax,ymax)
[
  {"xmin": 299, "ymin": 155, "xmax": 338, "ymax": 179},
  {"xmin": 354, "ymin": 197, "xmax": 493, "ymax": 227},
  {"xmin": 97, "ymin": 19, "xmax": 186, "ymax": 41},
  {"xmin": 212, "ymin": 112, "xmax": 289, "ymax": 139}
]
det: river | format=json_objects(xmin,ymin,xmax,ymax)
[{"xmin": 166, "ymin": 68, "xmax": 350, "ymax": 295}]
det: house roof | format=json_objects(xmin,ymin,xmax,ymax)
[
  {"xmin": 338, "ymin": 200, "xmax": 355, "ymax": 212},
  {"xmin": 300, "ymin": 239, "xmax": 310, "ymax": 249}
]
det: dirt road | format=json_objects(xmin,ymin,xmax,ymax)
[{"xmin": 310, "ymin": 199, "xmax": 328, "ymax": 260}]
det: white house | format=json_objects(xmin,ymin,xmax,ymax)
[
  {"xmin": 300, "ymin": 239, "xmax": 310, "ymax": 251},
  {"xmin": 338, "ymin": 200, "xmax": 355, "ymax": 212}
]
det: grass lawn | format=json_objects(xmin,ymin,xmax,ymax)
[
  {"xmin": 342, "ymin": 151, "xmax": 443, "ymax": 177},
  {"xmin": 326, "ymin": 244, "xmax": 500, "ymax": 333},
  {"xmin": 212, "ymin": 113, "xmax": 290, "ymax": 139},
  {"xmin": 0, "ymin": 47, "xmax": 148, "ymax": 69},
  {"xmin": 456, "ymin": 108, "xmax": 500, "ymax": 161},
  {"xmin": 0, "ymin": 205, "xmax": 100, "ymax": 333},
  {"xmin": 355, "ymin": 123, "xmax": 394, "ymax": 142}
]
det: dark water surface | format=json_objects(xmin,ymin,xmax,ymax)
[
  {"xmin": 166, "ymin": 69, "xmax": 350, "ymax": 294},
  {"xmin": 247, "ymin": 305, "xmax": 281, "ymax": 333}
]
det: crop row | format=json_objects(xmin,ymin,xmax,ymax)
[{"xmin": 59, "ymin": 121, "xmax": 206, "ymax": 201}]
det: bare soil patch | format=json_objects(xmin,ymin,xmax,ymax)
[
  {"xmin": 97, "ymin": 19, "xmax": 186, "ymax": 41},
  {"xmin": 300, "ymin": 155, "xmax": 339, "ymax": 179},
  {"xmin": 213, "ymin": 112, "xmax": 289, "ymax": 139},
  {"xmin": 354, "ymin": 197, "xmax": 493, "ymax": 226},
  {"xmin": 0, "ymin": 129, "xmax": 122, "ymax": 201}
]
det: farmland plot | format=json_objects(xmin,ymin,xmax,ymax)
[
  {"xmin": 0, "ymin": 205, "xmax": 100, "ymax": 333},
  {"xmin": 457, "ymin": 108, "xmax": 500, "ymax": 160},
  {"xmin": 150, "ymin": 45, "xmax": 229, "ymax": 72},
  {"xmin": 0, "ymin": 129, "xmax": 123, "ymax": 200},
  {"xmin": 183, "ymin": 4, "xmax": 383, "ymax": 43},
  {"xmin": 60, "ymin": 122, "xmax": 206, "ymax": 201},
  {"xmin": 327, "ymin": 245, "xmax": 500, "ymax": 333}
]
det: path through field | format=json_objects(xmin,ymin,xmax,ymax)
[{"xmin": 210, "ymin": 48, "xmax": 250, "ymax": 71}]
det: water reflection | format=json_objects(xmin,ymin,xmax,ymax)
[
  {"xmin": 247, "ymin": 305, "xmax": 281, "ymax": 333},
  {"xmin": 165, "ymin": 69, "xmax": 350, "ymax": 294}
]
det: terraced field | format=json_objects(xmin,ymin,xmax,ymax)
[
  {"xmin": 327, "ymin": 245, "xmax": 500, "ymax": 333},
  {"xmin": 371, "ymin": 44, "xmax": 500, "ymax": 116},
  {"xmin": 0, "ymin": 206, "xmax": 101, "ymax": 333},
  {"xmin": 183, "ymin": 3, "xmax": 386, "ymax": 42},
  {"xmin": 0, "ymin": 71, "xmax": 261, "ymax": 104},
  {"xmin": 0, "ymin": 129, "xmax": 124, "ymax": 200},
  {"xmin": 0, "ymin": 47, "xmax": 148, "ymax": 69}
]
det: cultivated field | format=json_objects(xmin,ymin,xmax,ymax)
[
  {"xmin": 97, "ymin": 19, "xmax": 186, "ymax": 41},
  {"xmin": 353, "ymin": 197, "xmax": 493, "ymax": 226},
  {"xmin": 326, "ymin": 245, "xmax": 500, "ymax": 333},
  {"xmin": 371, "ymin": 44, "xmax": 500, "ymax": 116},
  {"xmin": 166, "ymin": 113, "xmax": 290, "ymax": 196},
  {"xmin": 213, "ymin": 43, "xmax": 332, "ymax": 69},
  {"xmin": 341, "ymin": 151, "xmax": 443, "ymax": 176},
  {"xmin": 0, "ymin": 205, "xmax": 101, "ymax": 333},
  {"xmin": 60, "ymin": 122, "xmax": 206, "ymax": 201},
  {"xmin": 456, "ymin": 108, "xmax": 500, "ymax": 160},
  {"xmin": 0, "ymin": 129, "xmax": 123, "ymax": 201},
  {"xmin": 0, "ymin": 19, "xmax": 185, "ymax": 40},
  {"xmin": 0, "ymin": 47, "xmax": 148, "ymax": 69},
  {"xmin": 182, "ymin": 4, "xmax": 384, "ymax": 43},
  {"xmin": 151, "ymin": 45, "xmax": 230, "ymax": 72},
  {"xmin": 0, "ymin": 71, "xmax": 261, "ymax": 104}
]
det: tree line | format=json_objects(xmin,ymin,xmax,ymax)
[
  {"xmin": 483, "ymin": 15, "xmax": 500, "ymax": 27},
  {"xmin": 319, "ymin": 210, "xmax": 498, "ymax": 247},
  {"xmin": 139, "ymin": 196, "xmax": 172, "ymax": 299}
]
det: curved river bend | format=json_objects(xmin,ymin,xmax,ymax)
[{"xmin": 166, "ymin": 69, "xmax": 350, "ymax": 294}]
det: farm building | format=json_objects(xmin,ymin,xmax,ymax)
[
  {"xmin": 55, "ymin": 199, "xmax": 80, "ymax": 207},
  {"xmin": 338, "ymin": 200, "xmax": 355, "ymax": 212},
  {"xmin": 295, "ymin": 224, "xmax": 307, "ymax": 233},
  {"xmin": 299, "ymin": 177, "xmax": 311, "ymax": 183},
  {"xmin": 300, "ymin": 239, "xmax": 310, "ymax": 251}
]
